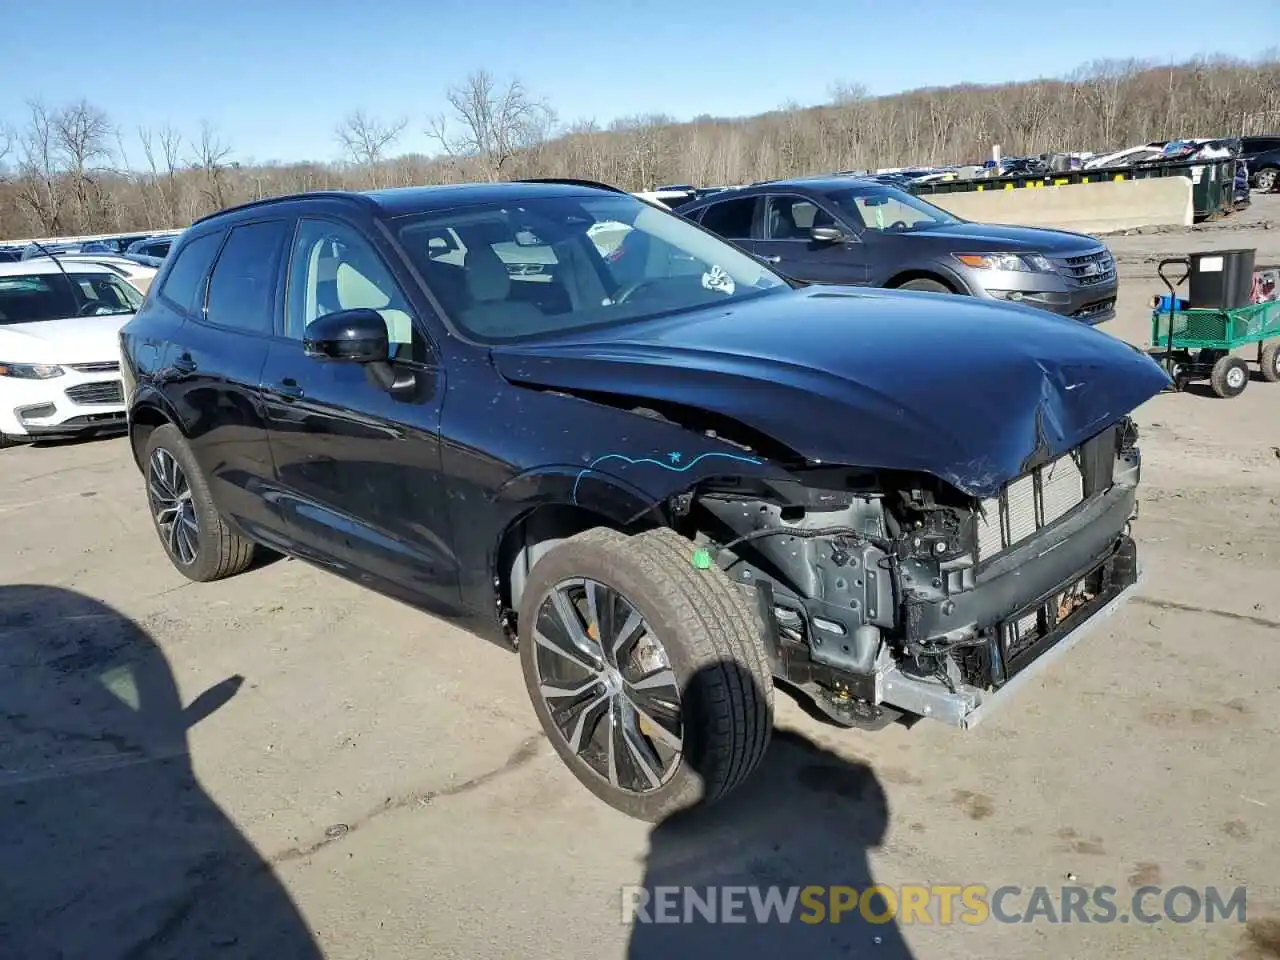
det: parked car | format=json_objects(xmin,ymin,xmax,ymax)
[
  {"xmin": 28, "ymin": 254, "xmax": 159, "ymax": 294},
  {"xmin": 120, "ymin": 179, "xmax": 1168, "ymax": 819},
  {"xmin": 0, "ymin": 260, "xmax": 142, "ymax": 447},
  {"xmin": 1243, "ymin": 144, "xmax": 1280, "ymax": 192},
  {"xmin": 674, "ymin": 177, "xmax": 1119, "ymax": 324},
  {"xmin": 126, "ymin": 235, "xmax": 177, "ymax": 259}
]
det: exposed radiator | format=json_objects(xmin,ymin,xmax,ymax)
[{"xmin": 975, "ymin": 451, "xmax": 1087, "ymax": 561}]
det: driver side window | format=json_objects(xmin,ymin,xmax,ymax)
[{"xmin": 285, "ymin": 219, "xmax": 417, "ymax": 358}]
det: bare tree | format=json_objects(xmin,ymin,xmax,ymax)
[
  {"xmin": 13, "ymin": 101, "xmax": 65, "ymax": 233},
  {"xmin": 335, "ymin": 109, "xmax": 408, "ymax": 187},
  {"xmin": 51, "ymin": 99, "xmax": 113, "ymax": 229},
  {"xmin": 192, "ymin": 121, "xmax": 233, "ymax": 210},
  {"xmin": 427, "ymin": 70, "xmax": 556, "ymax": 181}
]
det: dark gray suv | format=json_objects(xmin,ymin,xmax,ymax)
[{"xmin": 675, "ymin": 177, "xmax": 1118, "ymax": 325}]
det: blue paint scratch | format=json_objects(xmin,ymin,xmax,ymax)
[{"xmin": 572, "ymin": 451, "xmax": 763, "ymax": 504}]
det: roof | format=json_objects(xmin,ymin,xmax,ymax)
[
  {"xmin": 0, "ymin": 259, "xmax": 118, "ymax": 278},
  {"xmin": 193, "ymin": 179, "xmax": 625, "ymax": 226}
]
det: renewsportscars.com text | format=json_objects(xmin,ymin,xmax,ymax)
[{"xmin": 622, "ymin": 885, "xmax": 1249, "ymax": 926}]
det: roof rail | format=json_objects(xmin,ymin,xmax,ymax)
[
  {"xmin": 190, "ymin": 190, "xmax": 372, "ymax": 227},
  {"xmin": 514, "ymin": 177, "xmax": 628, "ymax": 194}
]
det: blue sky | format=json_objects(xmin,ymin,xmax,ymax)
[{"xmin": 1, "ymin": 0, "xmax": 1275, "ymax": 167}]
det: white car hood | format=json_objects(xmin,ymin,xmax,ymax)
[{"xmin": 0, "ymin": 315, "xmax": 131, "ymax": 365}]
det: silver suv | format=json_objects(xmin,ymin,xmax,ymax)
[{"xmin": 676, "ymin": 177, "xmax": 1119, "ymax": 325}]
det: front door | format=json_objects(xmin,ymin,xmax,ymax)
[
  {"xmin": 259, "ymin": 217, "xmax": 459, "ymax": 612},
  {"xmin": 751, "ymin": 194, "xmax": 871, "ymax": 285}
]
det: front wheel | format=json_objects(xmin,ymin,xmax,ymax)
[
  {"xmin": 1254, "ymin": 167, "xmax": 1277, "ymax": 193},
  {"xmin": 896, "ymin": 277, "xmax": 953, "ymax": 294},
  {"xmin": 143, "ymin": 424, "xmax": 258, "ymax": 581},
  {"xmin": 518, "ymin": 526, "xmax": 773, "ymax": 821},
  {"xmin": 1210, "ymin": 354, "xmax": 1249, "ymax": 399}
]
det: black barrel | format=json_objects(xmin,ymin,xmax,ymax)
[{"xmin": 1188, "ymin": 248, "xmax": 1256, "ymax": 309}]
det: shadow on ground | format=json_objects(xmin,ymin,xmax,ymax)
[
  {"xmin": 0, "ymin": 584, "xmax": 320, "ymax": 959},
  {"xmin": 627, "ymin": 662, "xmax": 914, "ymax": 959}
]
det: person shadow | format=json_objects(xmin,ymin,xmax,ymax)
[
  {"xmin": 627, "ymin": 661, "xmax": 915, "ymax": 959},
  {"xmin": 0, "ymin": 584, "xmax": 321, "ymax": 960}
]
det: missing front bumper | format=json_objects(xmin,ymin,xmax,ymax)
[{"xmin": 880, "ymin": 535, "xmax": 1141, "ymax": 729}]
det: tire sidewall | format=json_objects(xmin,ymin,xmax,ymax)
[
  {"xmin": 1214, "ymin": 357, "xmax": 1249, "ymax": 398},
  {"xmin": 518, "ymin": 533, "xmax": 723, "ymax": 821},
  {"xmin": 143, "ymin": 425, "xmax": 220, "ymax": 580}
]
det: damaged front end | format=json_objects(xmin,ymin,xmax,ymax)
[{"xmin": 683, "ymin": 417, "xmax": 1143, "ymax": 730}]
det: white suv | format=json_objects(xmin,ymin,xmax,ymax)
[{"xmin": 0, "ymin": 260, "xmax": 143, "ymax": 447}]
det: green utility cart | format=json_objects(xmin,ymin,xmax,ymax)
[{"xmin": 1150, "ymin": 256, "xmax": 1280, "ymax": 398}]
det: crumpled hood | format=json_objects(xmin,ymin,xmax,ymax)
[
  {"xmin": 491, "ymin": 286, "xmax": 1171, "ymax": 499},
  {"xmin": 0, "ymin": 315, "xmax": 131, "ymax": 365}
]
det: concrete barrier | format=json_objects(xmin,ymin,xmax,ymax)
[{"xmin": 925, "ymin": 178, "xmax": 1193, "ymax": 234}]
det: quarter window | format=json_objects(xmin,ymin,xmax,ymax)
[
  {"xmin": 205, "ymin": 220, "xmax": 289, "ymax": 333},
  {"xmin": 156, "ymin": 231, "xmax": 224, "ymax": 314}
]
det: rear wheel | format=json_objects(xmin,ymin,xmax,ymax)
[
  {"xmin": 1210, "ymin": 354, "xmax": 1249, "ymax": 399},
  {"xmin": 143, "ymin": 424, "xmax": 258, "ymax": 581},
  {"xmin": 1259, "ymin": 342, "xmax": 1280, "ymax": 383},
  {"xmin": 1254, "ymin": 167, "xmax": 1277, "ymax": 192},
  {"xmin": 518, "ymin": 526, "xmax": 773, "ymax": 821},
  {"xmin": 897, "ymin": 277, "xmax": 953, "ymax": 294}
]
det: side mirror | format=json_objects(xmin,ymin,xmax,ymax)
[
  {"xmin": 303, "ymin": 308, "xmax": 389, "ymax": 363},
  {"xmin": 811, "ymin": 225, "xmax": 848, "ymax": 244}
]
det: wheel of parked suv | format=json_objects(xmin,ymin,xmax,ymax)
[
  {"xmin": 897, "ymin": 278, "xmax": 953, "ymax": 294},
  {"xmin": 143, "ymin": 424, "xmax": 258, "ymax": 582},
  {"xmin": 1259, "ymin": 343, "xmax": 1280, "ymax": 383},
  {"xmin": 517, "ymin": 526, "xmax": 773, "ymax": 821},
  {"xmin": 1254, "ymin": 167, "xmax": 1277, "ymax": 192},
  {"xmin": 1209, "ymin": 355, "xmax": 1250, "ymax": 399}
]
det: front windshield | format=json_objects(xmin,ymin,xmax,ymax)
[
  {"xmin": 0, "ymin": 271, "xmax": 142, "ymax": 326},
  {"xmin": 395, "ymin": 193, "xmax": 789, "ymax": 342},
  {"xmin": 825, "ymin": 185, "xmax": 961, "ymax": 234}
]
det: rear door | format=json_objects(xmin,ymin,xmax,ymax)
[
  {"xmin": 259, "ymin": 216, "xmax": 458, "ymax": 611},
  {"xmin": 169, "ymin": 218, "xmax": 293, "ymax": 546},
  {"xmin": 750, "ymin": 193, "xmax": 871, "ymax": 285}
]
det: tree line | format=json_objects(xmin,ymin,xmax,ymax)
[{"xmin": 1, "ymin": 53, "xmax": 1277, "ymax": 241}]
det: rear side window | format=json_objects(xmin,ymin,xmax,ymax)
[
  {"xmin": 699, "ymin": 197, "xmax": 755, "ymax": 240},
  {"xmin": 156, "ymin": 231, "xmax": 224, "ymax": 314},
  {"xmin": 205, "ymin": 220, "xmax": 290, "ymax": 334}
]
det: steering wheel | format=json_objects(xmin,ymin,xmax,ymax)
[
  {"xmin": 77, "ymin": 302, "xmax": 115, "ymax": 316},
  {"xmin": 612, "ymin": 278, "xmax": 659, "ymax": 304},
  {"xmin": 887, "ymin": 220, "xmax": 909, "ymax": 232}
]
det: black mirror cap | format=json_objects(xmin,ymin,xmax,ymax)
[
  {"xmin": 811, "ymin": 225, "xmax": 847, "ymax": 243},
  {"xmin": 303, "ymin": 308, "xmax": 390, "ymax": 363}
]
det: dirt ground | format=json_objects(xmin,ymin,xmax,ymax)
[{"xmin": 2, "ymin": 195, "xmax": 1279, "ymax": 960}]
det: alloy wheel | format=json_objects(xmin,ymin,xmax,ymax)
[
  {"xmin": 148, "ymin": 447, "xmax": 199, "ymax": 565},
  {"xmin": 531, "ymin": 578, "xmax": 683, "ymax": 794}
]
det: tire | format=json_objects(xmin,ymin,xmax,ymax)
[
  {"xmin": 518, "ymin": 526, "xmax": 773, "ymax": 821},
  {"xmin": 143, "ymin": 424, "xmax": 257, "ymax": 581},
  {"xmin": 1254, "ymin": 167, "xmax": 1277, "ymax": 193},
  {"xmin": 1260, "ymin": 342, "xmax": 1280, "ymax": 383},
  {"xmin": 1209, "ymin": 354, "xmax": 1249, "ymax": 399},
  {"xmin": 897, "ymin": 278, "xmax": 953, "ymax": 294}
]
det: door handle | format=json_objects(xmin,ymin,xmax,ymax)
[
  {"xmin": 276, "ymin": 378, "xmax": 304, "ymax": 400},
  {"xmin": 172, "ymin": 353, "xmax": 196, "ymax": 373}
]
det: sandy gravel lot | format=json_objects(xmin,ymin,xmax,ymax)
[{"xmin": 2, "ymin": 195, "xmax": 1278, "ymax": 960}]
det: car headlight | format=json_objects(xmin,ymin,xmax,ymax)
[
  {"xmin": 953, "ymin": 252, "xmax": 1054, "ymax": 273},
  {"xmin": 0, "ymin": 362, "xmax": 65, "ymax": 379}
]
